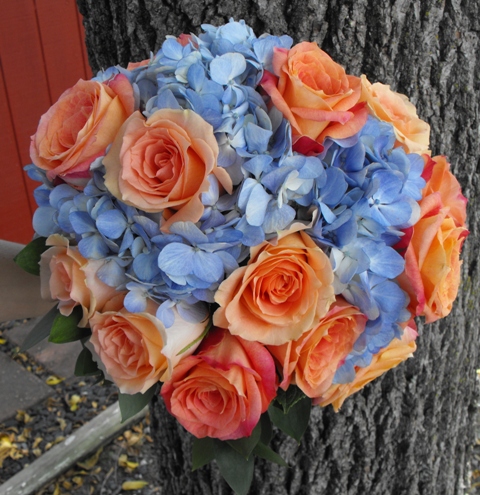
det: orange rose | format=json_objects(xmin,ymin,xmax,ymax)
[
  {"xmin": 40, "ymin": 234, "xmax": 122, "ymax": 326},
  {"xmin": 103, "ymin": 109, "xmax": 232, "ymax": 230},
  {"xmin": 317, "ymin": 322, "xmax": 417, "ymax": 411},
  {"xmin": 126, "ymin": 59, "xmax": 150, "ymax": 70},
  {"xmin": 89, "ymin": 310, "xmax": 168, "ymax": 394},
  {"xmin": 421, "ymin": 155, "xmax": 467, "ymax": 227},
  {"xmin": 360, "ymin": 75, "xmax": 430, "ymax": 154},
  {"xmin": 30, "ymin": 75, "xmax": 135, "ymax": 187},
  {"xmin": 269, "ymin": 298, "xmax": 366, "ymax": 398},
  {"xmin": 161, "ymin": 328, "xmax": 277, "ymax": 440},
  {"xmin": 260, "ymin": 43, "xmax": 368, "ymax": 148},
  {"xmin": 213, "ymin": 231, "xmax": 335, "ymax": 345},
  {"xmin": 401, "ymin": 156, "xmax": 468, "ymax": 322}
]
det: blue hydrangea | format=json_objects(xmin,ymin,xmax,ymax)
[{"xmin": 26, "ymin": 21, "xmax": 431, "ymax": 390}]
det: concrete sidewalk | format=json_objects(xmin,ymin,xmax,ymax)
[{"xmin": 0, "ymin": 319, "xmax": 82, "ymax": 423}]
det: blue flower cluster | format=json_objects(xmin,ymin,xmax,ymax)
[{"xmin": 28, "ymin": 19, "xmax": 425, "ymax": 378}]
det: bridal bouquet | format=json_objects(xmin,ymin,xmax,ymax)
[{"xmin": 16, "ymin": 19, "xmax": 468, "ymax": 494}]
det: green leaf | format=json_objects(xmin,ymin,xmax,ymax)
[
  {"xmin": 274, "ymin": 385, "xmax": 307, "ymax": 414},
  {"xmin": 226, "ymin": 419, "xmax": 261, "ymax": 459},
  {"xmin": 214, "ymin": 441, "xmax": 254, "ymax": 495},
  {"xmin": 192, "ymin": 437, "xmax": 215, "ymax": 471},
  {"xmin": 20, "ymin": 305, "xmax": 58, "ymax": 352},
  {"xmin": 14, "ymin": 237, "xmax": 48, "ymax": 275},
  {"xmin": 48, "ymin": 306, "xmax": 90, "ymax": 343},
  {"xmin": 74, "ymin": 347, "xmax": 101, "ymax": 377},
  {"xmin": 259, "ymin": 412, "xmax": 273, "ymax": 445},
  {"xmin": 118, "ymin": 384, "xmax": 156, "ymax": 422},
  {"xmin": 268, "ymin": 395, "xmax": 311, "ymax": 443},
  {"xmin": 253, "ymin": 442, "xmax": 288, "ymax": 467}
]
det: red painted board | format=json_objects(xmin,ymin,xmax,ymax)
[
  {"xmin": 36, "ymin": 0, "xmax": 89, "ymax": 102},
  {"xmin": 76, "ymin": 8, "xmax": 93, "ymax": 79},
  {"xmin": 0, "ymin": 64, "xmax": 34, "ymax": 243},
  {"xmin": 0, "ymin": 0, "xmax": 52, "ymax": 209}
]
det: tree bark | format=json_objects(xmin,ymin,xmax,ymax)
[{"xmin": 77, "ymin": 1, "xmax": 480, "ymax": 493}]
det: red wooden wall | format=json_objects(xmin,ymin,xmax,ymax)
[{"xmin": 0, "ymin": 0, "xmax": 91, "ymax": 244}]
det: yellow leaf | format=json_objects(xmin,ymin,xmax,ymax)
[
  {"xmin": 54, "ymin": 436, "xmax": 65, "ymax": 445},
  {"xmin": 0, "ymin": 433, "xmax": 18, "ymax": 467},
  {"xmin": 118, "ymin": 454, "xmax": 139, "ymax": 471},
  {"xmin": 123, "ymin": 430, "xmax": 143, "ymax": 447},
  {"xmin": 121, "ymin": 480, "xmax": 149, "ymax": 490},
  {"xmin": 77, "ymin": 447, "xmax": 103, "ymax": 470},
  {"xmin": 33, "ymin": 448, "xmax": 42, "ymax": 458},
  {"xmin": 57, "ymin": 418, "xmax": 67, "ymax": 431},
  {"xmin": 46, "ymin": 376, "xmax": 64, "ymax": 386},
  {"xmin": 10, "ymin": 450, "xmax": 24, "ymax": 461},
  {"xmin": 17, "ymin": 428, "xmax": 32, "ymax": 442},
  {"xmin": 72, "ymin": 476, "xmax": 84, "ymax": 486},
  {"xmin": 32, "ymin": 437, "xmax": 43, "ymax": 449},
  {"xmin": 68, "ymin": 394, "xmax": 83, "ymax": 412},
  {"xmin": 62, "ymin": 481, "xmax": 73, "ymax": 490},
  {"xmin": 0, "ymin": 338, "xmax": 6, "ymax": 344},
  {"xmin": 15, "ymin": 411, "xmax": 33, "ymax": 423},
  {"xmin": 132, "ymin": 423, "xmax": 144, "ymax": 434},
  {"xmin": 52, "ymin": 483, "xmax": 61, "ymax": 495}
]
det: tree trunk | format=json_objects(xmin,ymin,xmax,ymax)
[{"xmin": 77, "ymin": 1, "xmax": 480, "ymax": 493}]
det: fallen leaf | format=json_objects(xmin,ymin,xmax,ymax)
[
  {"xmin": 0, "ymin": 433, "xmax": 17, "ymax": 467},
  {"xmin": 57, "ymin": 418, "xmax": 67, "ymax": 431},
  {"xmin": 122, "ymin": 480, "xmax": 149, "ymax": 490},
  {"xmin": 67, "ymin": 394, "xmax": 83, "ymax": 412},
  {"xmin": 15, "ymin": 410, "xmax": 33, "ymax": 423},
  {"xmin": 0, "ymin": 338, "xmax": 6, "ymax": 345},
  {"xmin": 123, "ymin": 430, "xmax": 143, "ymax": 447},
  {"xmin": 72, "ymin": 476, "xmax": 83, "ymax": 486},
  {"xmin": 62, "ymin": 480, "xmax": 73, "ymax": 490},
  {"xmin": 46, "ymin": 376, "xmax": 65, "ymax": 386},
  {"xmin": 77, "ymin": 447, "xmax": 103, "ymax": 470},
  {"xmin": 17, "ymin": 428, "xmax": 32, "ymax": 442},
  {"xmin": 16, "ymin": 352, "xmax": 28, "ymax": 362},
  {"xmin": 54, "ymin": 435, "xmax": 65, "ymax": 445},
  {"xmin": 118, "ymin": 454, "xmax": 139, "ymax": 472},
  {"xmin": 33, "ymin": 437, "xmax": 43, "ymax": 449}
]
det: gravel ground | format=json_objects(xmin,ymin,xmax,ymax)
[{"xmin": 0, "ymin": 320, "xmax": 160, "ymax": 495}]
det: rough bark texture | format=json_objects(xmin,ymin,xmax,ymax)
[{"xmin": 77, "ymin": 1, "xmax": 480, "ymax": 493}]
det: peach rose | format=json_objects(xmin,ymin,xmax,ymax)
[
  {"xmin": 177, "ymin": 34, "xmax": 194, "ymax": 47},
  {"xmin": 260, "ymin": 42, "xmax": 368, "ymax": 148},
  {"xmin": 213, "ymin": 231, "xmax": 335, "ymax": 345},
  {"xmin": 30, "ymin": 75, "xmax": 135, "ymax": 187},
  {"xmin": 401, "ymin": 156, "xmax": 468, "ymax": 322},
  {"xmin": 360, "ymin": 75, "xmax": 430, "ymax": 155},
  {"xmin": 89, "ymin": 310, "xmax": 168, "ymax": 394},
  {"xmin": 103, "ymin": 109, "xmax": 232, "ymax": 230},
  {"xmin": 126, "ymin": 59, "xmax": 150, "ymax": 70},
  {"xmin": 317, "ymin": 322, "xmax": 417, "ymax": 411},
  {"xmin": 161, "ymin": 328, "xmax": 276, "ymax": 440},
  {"xmin": 40, "ymin": 234, "xmax": 122, "ymax": 326},
  {"xmin": 421, "ymin": 155, "xmax": 467, "ymax": 227},
  {"xmin": 269, "ymin": 298, "xmax": 366, "ymax": 398}
]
